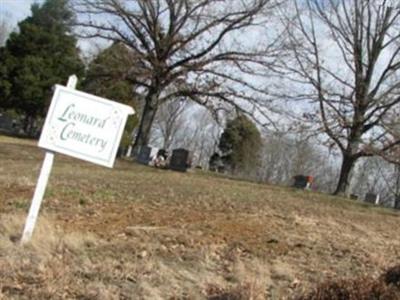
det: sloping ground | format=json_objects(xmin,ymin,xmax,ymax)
[{"xmin": 0, "ymin": 135, "xmax": 399, "ymax": 299}]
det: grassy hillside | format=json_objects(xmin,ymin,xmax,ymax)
[{"xmin": 0, "ymin": 135, "xmax": 399, "ymax": 299}]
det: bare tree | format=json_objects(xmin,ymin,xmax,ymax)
[
  {"xmin": 381, "ymin": 109, "xmax": 400, "ymax": 162},
  {"xmin": 279, "ymin": 0, "xmax": 400, "ymax": 195},
  {"xmin": 259, "ymin": 132, "xmax": 339, "ymax": 192},
  {"xmin": 72, "ymin": 0, "xmax": 278, "ymax": 155},
  {"xmin": 151, "ymin": 98, "xmax": 187, "ymax": 150},
  {"xmin": 350, "ymin": 156, "xmax": 400, "ymax": 207},
  {"xmin": 187, "ymin": 109, "xmax": 221, "ymax": 168},
  {"xmin": 163, "ymin": 105, "xmax": 221, "ymax": 167}
]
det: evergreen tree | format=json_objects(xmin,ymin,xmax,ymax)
[
  {"xmin": 83, "ymin": 43, "xmax": 139, "ymax": 153},
  {"xmin": 218, "ymin": 115, "xmax": 262, "ymax": 174},
  {"xmin": 1, "ymin": 0, "xmax": 84, "ymax": 135},
  {"xmin": 0, "ymin": 48, "xmax": 11, "ymax": 107},
  {"xmin": 83, "ymin": 43, "xmax": 138, "ymax": 106}
]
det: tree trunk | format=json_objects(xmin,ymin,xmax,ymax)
[
  {"xmin": 162, "ymin": 139, "xmax": 171, "ymax": 151},
  {"xmin": 132, "ymin": 93, "xmax": 158, "ymax": 156},
  {"xmin": 162, "ymin": 128, "xmax": 172, "ymax": 150},
  {"xmin": 334, "ymin": 154, "xmax": 357, "ymax": 196},
  {"xmin": 394, "ymin": 165, "xmax": 400, "ymax": 209}
]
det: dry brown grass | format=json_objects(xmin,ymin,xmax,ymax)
[
  {"xmin": 1, "ymin": 136, "xmax": 400, "ymax": 299},
  {"xmin": 0, "ymin": 213, "xmax": 270, "ymax": 299},
  {"xmin": 296, "ymin": 266, "xmax": 400, "ymax": 300}
]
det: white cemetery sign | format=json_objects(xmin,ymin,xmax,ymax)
[
  {"xmin": 21, "ymin": 75, "xmax": 134, "ymax": 243},
  {"xmin": 39, "ymin": 85, "xmax": 134, "ymax": 167}
]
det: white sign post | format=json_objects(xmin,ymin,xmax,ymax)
[{"xmin": 21, "ymin": 75, "xmax": 134, "ymax": 243}]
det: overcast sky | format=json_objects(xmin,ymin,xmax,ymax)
[
  {"xmin": 1, "ymin": 0, "xmax": 101, "ymax": 57},
  {"xmin": 0, "ymin": 0, "xmax": 39, "ymax": 28}
]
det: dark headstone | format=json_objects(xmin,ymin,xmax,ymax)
[
  {"xmin": 350, "ymin": 194, "xmax": 359, "ymax": 200},
  {"xmin": 169, "ymin": 148, "xmax": 191, "ymax": 172},
  {"xmin": 293, "ymin": 175, "xmax": 313, "ymax": 189},
  {"xmin": 365, "ymin": 193, "xmax": 378, "ymax": 204},
  {"xmin": 394, "ymin": 196, "xmax": 400, "ymax": 210},
  {"xmin": 209, "ymin": 153, "xmax": 223, "ymax": 172},
  {"xmin": 217, "ymin": 165, "xmax": 226, "ymax": 173},
  {"xmin": 117, "ymin": 147, "xmax": 124, "ymax": 158},
  {"xmin": 0, "ymin": 113, "xmax": 16, "ymax": 132},
  {"xmin": 293, "ymin": 175, "xmax": 307, "ymax": 188},
  {"xmin": 137, "ymin": 145, "xmax": 152, "ymax": 165}
]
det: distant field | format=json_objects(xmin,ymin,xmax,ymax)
[{"xmin": 1, "ymin": 135, "xmax": 399, "ymax": 299}]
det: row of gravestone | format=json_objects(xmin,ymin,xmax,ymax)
[
  {"xmin": 136, "ymin": 148, "xmax": 400, "ymax": 210},
  {"xmin": 293, "ymin": 176, "xmax": 400, "ymax": 209},
  {"xmin": 356, "ymin": 193, "xmax": 400, "ymax": 209},
  {"xmin": 137, "ymin": 145, "xmax": 192, "ymax": 172}
]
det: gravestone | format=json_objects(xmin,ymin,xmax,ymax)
[
  {"xmin": 293, "ymin": 175, "xmax": 313, "ymax": 189},
  {"xmin": 137, "ymin": 145, "xmax": 152, "ymax": 165},
  {"xmin": 169, "ymin": 148, "xmax": 191, "ymax": 172},
  {"xmin": 365, "ymin": 193, "xmax": 378, "ymax": 204},
  {"xmin": 0, "ymin": 113, "xmax": 17, "ymax": 133},
  {"xmin": 394, "ymin": 196, "xmax": 400, "ymax": 210},
  {"xmin": 116, "ymin": 147, "xmax": 125, "ymax": 158},
  {"xmin": 217, "ymin": 165, "xmax": 226, "ymax": 173},
  {"xmin": 350, "ymin": 194, "xmax": 359, "ymax": 200},
  {"xmin": 209, "ymin": 153, "xmax": 223, "ymax": 172},
  {"xmin": 150, "ymin": 147, "xmax": 159, "ymax": 160}
]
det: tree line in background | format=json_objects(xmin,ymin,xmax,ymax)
[{"xmin": 0, "ymin": 0, "xmax": 399, "ymax": 206}]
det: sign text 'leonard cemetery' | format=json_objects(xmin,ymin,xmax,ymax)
[
  {"xmin": 22, "ymin": 77, "xmax": 134, "ymax": 243},
  {"xmin": 39, "ymin": 85, "xmax": 134, "ymax": 167}
]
